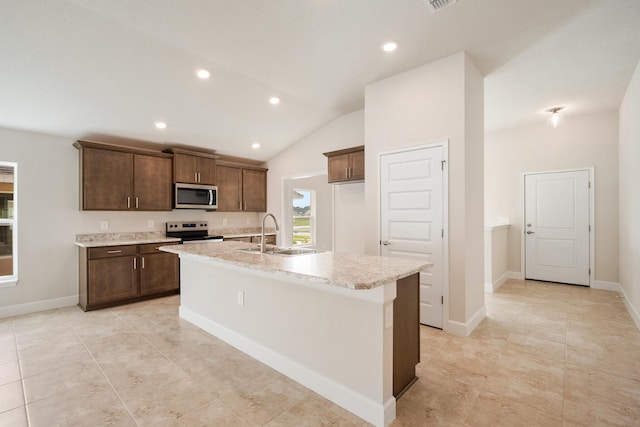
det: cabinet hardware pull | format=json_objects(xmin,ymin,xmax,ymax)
[
  {"xmin": 107, "ymin": 250, "xmax": 122, "ymax": 254},
  {"xmin": 195, "ymin": 172, "xmax": 198, "ymax": 182},
  {"xmin": 127, "ymin": 197, "xmax": 131, "ymax": 208},
  {"xmin": 135, "ymin": 197, "xmax": 139, "ymax": 209},
  {"xmin": 345, "ymin": 168, "xmax": 349, "ymax": 178},
  {"xmin": 142, "ymin": 257, "xmax": 145, "ymax": 269},
  {"xmin": 133, "ymin": 258, "xmax": 137, "ymax": 269},
  {"xmin": 198, "ymin": 172, "xmax": 201, "ymax": 182}
]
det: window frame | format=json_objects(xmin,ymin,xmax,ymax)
[
  {"xmin": 0, "ymin": 161, "xmax": 17, "ymax": 287},
  {"xmin": 291, "ymin": 188, "xmax": 315, "ymax": 247}
]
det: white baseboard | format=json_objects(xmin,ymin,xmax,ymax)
[
  {"xmin": 619, "ymin": 286, "xmax": 640, "ymax": 330},
  {"xmin": 591, "ymin": 280, "xmax": 621, "ymax": 292},
  {"xmin": 179, "ymin": 306, "xmax": 393, "ymax": 427},
  {"xmin": 0, "ymin": 295, "xmax": 79, "ymax": 319},
  {"xmin": 485, "ymin": 271, "xmax": 523, "ymax": 294},
  {"xmin": 445, "ymin": 305, "xmax": 486, "ymax": 337}
]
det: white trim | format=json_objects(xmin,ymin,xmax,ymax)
[
  {"xmin": 520, "ymin": 167, "xmax": 595, "ymax": 286},
  {"xmin": 0, "ymin": 295, "xmax": 78, "ymax": 318},
  {"xmin": 180, "ymin": 306, "xmax": 394, "ymax": 427},
  {"xmin": 591, "ymin": 280, "xmax": 621, "ymax": 292},
  {"xmin": 507, "ymin": 271, "xmax": 525, "ymax": 280},
  {"xmin": 446, "ymin": 305, "xmax": 486, "ymax": 337},
  {"xmin": 484, "ymin": 271, "xmax": 511, "ymax": 293},
  {"xmin": 619, "ymin": 286, "xmax": 640, "ymax": 330},
  {"xmin": 0, "ymin": 161, "xmax": 17, "ymax": 284},
  {"xmin": 377, "ymin": 140, "xmax": 450, "ymax": 332}
]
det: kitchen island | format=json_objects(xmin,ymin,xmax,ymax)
[{"xmin": 160, "ymin": 241, "xmax": 431, "ymax": 427}]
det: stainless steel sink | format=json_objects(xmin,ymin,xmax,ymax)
[
  {"xmin": 236, "ymin": 247, "xmax": 320, "ymax": 256},
  {"xmin": 274, "ymin": 248, "xmax": 320, "ymax": 256}
]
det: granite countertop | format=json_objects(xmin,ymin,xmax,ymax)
[
  {"xmin": 211, "ymin": 227, "xmax": 277, "ymax": 238},
  {"xmin": 75, "ymin": 232, "xmax": 181, "ymax": 248},
  {"xmin": 159, "ymin": 241, "xmax": 431, "ymax": 290}
]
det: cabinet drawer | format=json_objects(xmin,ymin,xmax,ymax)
[
  {"xmin": 140, "ymin": 242, "xmax": 179, "ymax": 254},
  {"xmin": 88, "ymin": 245, "xmax": 137, "ymax": 259}
]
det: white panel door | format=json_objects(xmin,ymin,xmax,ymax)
[
  {"xmin": 524, "ymin": 170, "xmax": 590, "ymax": 286},
  {"xmin": 380, "ymin": 146, "xmax": 444, "ymax": 328}
]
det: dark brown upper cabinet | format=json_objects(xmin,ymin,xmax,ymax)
[
  {"xmin": 166, "ymin": 148, "xmax": 218, "ymax": 185},
  {"xmin": 216, "ymin": 161, "xmax": 267, "ymax": 212},
  {"xmin": 75, "ymin": 140, "xmax": 172, "ymax": 211},
  {"xmin": 323, "ymin": 145, "xmax": 364, "ymax": 183}
]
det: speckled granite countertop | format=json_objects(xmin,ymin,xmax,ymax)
[
  {"xmin": 211, "ymin": 227, "xmax": 276, "ymax": 238},
  {"xmin": 75, "ymin": 232, "xmax": 180, "ymax": 248},
  {"xmin": 159, "ymin": 241, "xmax": 431, "ymax": 290}
]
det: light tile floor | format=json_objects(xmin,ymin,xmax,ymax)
[{"xmin": 1, "ymin": 279, "xmax": 639, "ymax": 426}]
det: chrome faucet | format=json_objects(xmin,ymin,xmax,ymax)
[{"xmin": 261, "ymin": 213, "xmax": 279, "ymax": 253}]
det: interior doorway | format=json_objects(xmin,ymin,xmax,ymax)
[{"xmin": 523, "ymin": 169, "xmax": 593, "ymax": 286}]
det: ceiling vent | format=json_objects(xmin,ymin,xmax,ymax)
[{"xmin": 423, "ymin": 0, "xmax": 457, "ymax": 13}]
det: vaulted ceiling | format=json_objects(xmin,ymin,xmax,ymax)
[{"xmin": 1, "ymin": 0, "xmax": 638, "ymax": 160}]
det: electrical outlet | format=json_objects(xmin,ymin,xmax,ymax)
[
  {"xmin": 100, "ymin": 221, "xmax": 109, "ymax": 230},
  {"xmin": 237, "ymin": 291, "xmax": 244, "ymax": 306},
  {"xmin": 222, "ymin": 218, "xmax": 228, "ymax": 226},
  {"xmin": 147, "ymin": 219, "xmax": 154, "ymax": 228},
  {"xmin": 246, "ymin": 218, "xmax": 251, "ymax": 225}
]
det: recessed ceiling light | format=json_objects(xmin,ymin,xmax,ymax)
[
  {"xmin": 154, "ymin": 121, "xmax": 167, "ymax": 129},
  {"xmin": 269, "ymin": 97, "xmax": 280, "ymax": 105},
  {"xmin": 382, "ymin": 41, "xmax": 398, "ymax": 52},
  {"xmin": 252, "ymin": 142, "xmax": 261, "ymax": 149},
  {"xmin": 195, "ymin": 68, "xmax": 211, "ymax": 79}
]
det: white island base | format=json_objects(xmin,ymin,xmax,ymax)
[{"xmin": 164, "ymin": 242, "xmax": 426, "ymax": 427}]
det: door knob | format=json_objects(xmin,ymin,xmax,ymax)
[
  {"xmin": 381, "ymin": 240, "xmax": 391, "ymax": 246},
  {"xmin": 526, "ymin": 231, "xmax": 535, "ymax": 234}
]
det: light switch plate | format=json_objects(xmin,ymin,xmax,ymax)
[
  {"xmin": 223, "ymin": 218, "xmax": 228, "ymax": 226},
  {"xmin": 100, "ymin": 221, "xmax": 108, "ymax": 230},
  {"xmin": 237, "ymin": 291, "xmax": 244, "ymax": 306},
  {"xmin": 147, "ymin": 219, "xmax": 154, "ymax": 228}
]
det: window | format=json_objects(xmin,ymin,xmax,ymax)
[
  {"xmin": 292, "ymin": 189, "xmax": 314, "ymax": 246},
  {"xmin": 0, "ymin": 162, "xmax": 17, "ymax": 286}
]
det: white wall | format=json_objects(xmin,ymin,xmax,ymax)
[
  {"xmin": 619, "ymin": 59, "xmax": 640, "ymax": 324},
  {"xmin": 364, "ymin": 52, "xmax": 485, "ymax": 331},
  {"xmin": 485, "ymin": 111, "xmax": 619, "ymax": 283},
  {"xmin": 266, "ymin": 110, "xmax": 366, "ymax": 254},
  {"xmin": 0, "ymin": 126, "xmax": 259, "ymax": 312}
]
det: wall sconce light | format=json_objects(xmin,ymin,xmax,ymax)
[{"xmin": 547, "ymin": 107, "xmax": 564, "ymax": 128}]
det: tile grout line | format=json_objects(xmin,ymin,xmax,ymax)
[
  {"xmin": 11, "ymin": 315, "xmax": 30, "ymax": 427},
  {"xmin": 109, "ymin": 307, "xmax": 223, "ymax": 422},
  {"xmin": 61, "ymin": 307, "xmax": 141, "ymax": 427}
]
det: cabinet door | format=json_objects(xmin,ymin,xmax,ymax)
[
  {"xmin": 197, "ymin": 157, "xmax": 217, "ymax": 185},
  {"xmin": 242, "ymin": 169, "xmax": 267, "ymax": 212},
  {"xmin": 88, "ymin": 256, "xmax": 138, "ymax": 305},
  {"xmin": 216, "ymin": 165, "xmax": 242, "ymax": 211},
  {"xmin": 134, "ymin": 155, "xmax": 172, "ymax": 210},
  {"xmin": 173, "ymin": 153, "xmax": 198, "ymax": 184},
  {"xmin": 349, "ymin": 151, "xmax": 365, "ymax": 180},
  {"xmin": 327, "ymin": 154, "xmax": 350, "ymax": 183},
  {"xmin": 82, "ymin": 148, "xmax": 133, "ymax": 210},
  {"xmin": 140, "ymin": 252, "xmax": 179, "ymax": 295}
]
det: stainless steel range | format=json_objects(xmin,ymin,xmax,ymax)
[{"xmin": 166, "ymin": 221, "xmax": 223, "ymax": 243}]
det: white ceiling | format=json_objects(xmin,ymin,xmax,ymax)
[{"xmin": 1, "ymin": 0, "xmax": 638, "ymax": 161}]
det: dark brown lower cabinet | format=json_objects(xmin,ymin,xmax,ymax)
[
  {"xmin": 79, "ymin": 242, "xmax": 179, "ymax": 311},
  {"xmin": 140, "ymin": 251, "xmax": 180, "ymax": 296},
  {"xmin": 393, "ymin": 272, "xmax": 420, "ymax": 398}
]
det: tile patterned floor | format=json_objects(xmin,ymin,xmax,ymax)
[{"xmin": 0, "ymin": 279, "xmax": 639, "ymax": 426}]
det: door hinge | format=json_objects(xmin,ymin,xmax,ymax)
[
  {"xmin": 588, "ymin": 181, "xmax": 591, "ymax": 189},
  {"xmin": 441, "ymin": 229, "xmax": 444, "ymax": 238},
  {"xmin": 589, "ymin": 225, "xmax": 591, "ymax": 232},
  {"xmin": 589, "ymin": 268, "xmax": 591, "ymax": 275},
  {"xmin": 441, "ymin": 160, "xmax": 446, "ymax": 171},
  {"xmin": 441, "ymin": 295, "xmax": 444, "ymax": 305}
]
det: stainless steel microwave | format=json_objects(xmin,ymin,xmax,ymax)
[{"xmin": 174, "ymin": 183, "xmax": 217, "ymax": 210}]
